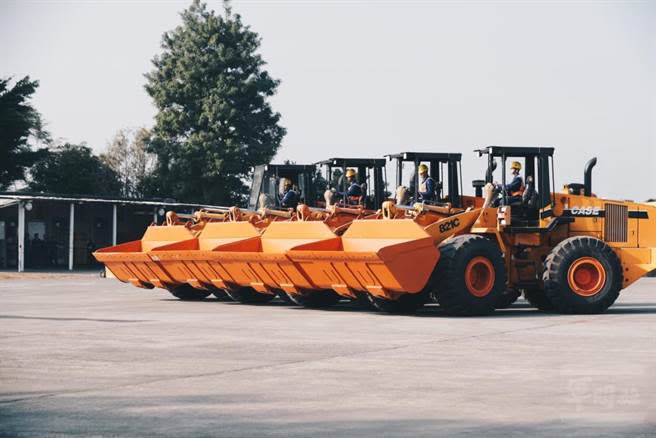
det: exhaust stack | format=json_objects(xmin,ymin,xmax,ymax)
[{"xmin": 584, "ymin": 157, "xmax": 597, "ymax": 197}]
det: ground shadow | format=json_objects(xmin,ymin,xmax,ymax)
[
  {"xmin": 158, "ymin": 295, "xmax": 656, "ymax": 317},
  {"xmin": 1, "ymin": 393, "xmax": 653, "ymax": 438}
]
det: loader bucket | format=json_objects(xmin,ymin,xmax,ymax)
[
  {"xmin": 148, "ymin": 222, "xmax": 261, "ymax": 290},
  {"xmin": 287, "ymin": 219, "xmax": 440, "ymax": 299},
  {"xmin": 207, "ymin": 221, "xmax": 337, "ymax": 295},
  {"xmin": 93, "ymin": 225, "xmax": 195, "ymax": 289}
]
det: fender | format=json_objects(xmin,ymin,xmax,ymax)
[{"xmin": 423, "ymin": 208, "xmax": 482, "ymax": 245}]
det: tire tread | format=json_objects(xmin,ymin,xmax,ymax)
[
  {"xmin": 433, "ymin": 235, "xmax": 506, "ymax": 316},
  {"xmin": 543, "ymin": 236, "xmax": 622, "ymax": 314}
]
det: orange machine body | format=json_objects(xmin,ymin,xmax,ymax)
[{"xmin": 500, "ymin": 191, "xmax": 656, "ymax": 290}]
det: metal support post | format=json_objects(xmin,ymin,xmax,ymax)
[
  {"xmin": 17, "ymin": 202, "xmax": 25, "ymax": 272},
  {"xmin": 68, "ymin": 203, "xmax": 75, "ymax": 271},
  {"xmin": 112, "ymin": 204, "xmax": 117, "ymax": 245}
]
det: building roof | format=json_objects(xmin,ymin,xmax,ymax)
[{"xmin": 0, "ymin": 192, "xmax": 228, "ymax": 210}]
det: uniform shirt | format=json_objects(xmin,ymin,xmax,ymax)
[
  {"xmin": 505, "ymin": 175, "xmax": 524, "ymax": 194},
  {"xmin": 347, "ymin": 182, "xmax": 362, "ymax": 197},
  {"xmin": 338, "ymin": 181, "xmax": 362, "ymax": 197},
  {"xmin": 280, "ymin": 189, "xmax": 299, "ymax": 209},
  {"xmin": 418, "ymin": 176, "xmax": 436, "ymax": 201}
]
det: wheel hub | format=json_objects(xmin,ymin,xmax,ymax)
[
  {"xmin": 567, "ymin": 257, "xmax": 606, "ymax": 297},
  {"xmin": 465, "ymin": 256, "xmax": 495, "ymax": 297}
]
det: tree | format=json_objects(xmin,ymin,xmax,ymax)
[
  {"xmin": 101, "ymin": 127, "xmax": 154, "ymax": 198},
  {"xmin": 0, "ymin": 76, "xmax": 50, "ymax": 190},
  {"xmin": 144, "ymin": 0, "xmax": 286, "ymax": 205},
  {"xmin": 28, "ymin": 143, "xmax": 122, "ymax": 196}
]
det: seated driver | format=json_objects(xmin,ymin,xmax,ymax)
[
  {"xmin": 279, "ymin": 178, "xmax": 299, "ymax": 209},
  {"xmin": 417, "ymin": 163, "xmax": 436, "ymax": 202},
  {"xmin": 503, "ymin": 161, "xmax": 524, "ymax": 204},
  {"xmin": 338, "ymin": 168, "xmax": 362, "ymax": 204}
]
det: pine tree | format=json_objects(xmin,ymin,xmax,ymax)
[{"xmin": 144, "ymin": 0, "xmax": 286, "ymax": 204}]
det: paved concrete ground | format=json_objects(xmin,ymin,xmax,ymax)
[{"xmin": 1, "ymin": 276, "xmax": 655, "ymax": 437}]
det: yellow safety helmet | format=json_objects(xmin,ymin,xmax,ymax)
[
  {"xmin": 345, "ymin": 168, "xmax": 356, "ymax": 178},
  {"xmin": 418, "ymin": 163, "xmax": 429, "ymax": 174},
  {"xmin": 510, "ymin": 161, "xmax": 522, "ymax": 171}
]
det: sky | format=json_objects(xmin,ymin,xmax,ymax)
[{"xmin": 1, "ymin": 0, "xmax": 655, "ymax": 201}]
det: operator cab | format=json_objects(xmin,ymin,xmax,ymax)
[
  {"xmin": 385, "ymin": 152, "xmax": 465, "ymax": 208},
  {"xmin": 248, "ymin": 164, "xmax": 316, "ymax": 210},
  {"xmin": 315, "ymin": 157, "xmax": 387, "ymax": 209},
  {"xmin": 476, "ymin": 146, "xmax": 555, "ymax": 226}
]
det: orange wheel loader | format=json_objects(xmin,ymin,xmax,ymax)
[
  {"xmin": 272, "ymin": 153, "xmax": 477, "ymax": 309},
  {"xmin": 206, "ymin": 157, "xmax": 391, "ymax": 307},
  {"xmin": 286, "ymin": 151, "xmax": 476, "ymax": 312},
  {"xmin": 290, "ymin": 147, "xmax": 656, "ymax": 315},
  {"xmin": 434, "ymin": 145, "xmax": 656, "ymax": 315}
]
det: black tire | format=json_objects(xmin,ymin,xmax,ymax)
[
  {"xmin": 353, "ymin": 291, "xmax": 374, "ymax": 309},
  {"xmin": 225, "ymin": 287, "xmax": 276, "ymax": 304},
  {"xmin": 167, "ymin": 285, "xmax": 211, "ymax": 301},
  {"xmin": 523, "ymin": 287, "xmax": 554, "ymax": 311},
  {"xmin": 287, "ymin": 289, "xmax": 341, "ymax": 308},
  {"xmin": 210, "ymin": 287, "xmax": 231, "ymax": 301},
  {"xmin": 277, "ymin": 291, "xmax": 295, "ymax": 305},
  {"xmin": 495, "ymin": 288, "xmax": 521, "ymax": 309},
  {"xmin": 367, "ymin": 292, "xmax": 427, "ymax": 314},
  {"xmin": 543, "ymin": 236, "xmax": 622, "ymax": 314},
  {"xmin": 431, "ymin": 235, "xmax": 506, "ymax": 316}
]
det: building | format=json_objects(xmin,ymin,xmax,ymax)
[{"xmin": 0, "ymin": 192, "xmax": 225, "ymax": 272}]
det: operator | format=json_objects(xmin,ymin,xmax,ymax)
[
  {"xmin": 279, "ymin": 178, "xmax": 300, "ymax": 209},
  {"xmin": 504, "ymin": 161, "xmax": 525, "ymax": 204},
  {"xmin": 338, "ymin": 168, "xmax": 362, "ymax": 204},
  {"xmin": 417, "ymin": 163, "xmax": 436, "ymax": 202}
]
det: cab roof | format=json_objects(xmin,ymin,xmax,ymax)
[
  {"xmin": 261, "ymin": 163, "xmax": 315, "ymax": 172},
  {"xmin": 385, "ymin": 152, "xmax": 462, "ymax": 162},
  {"xmin": 476, "ymin": 146, "xmax": 555, "ymax": 157},
  {"xmin": 315, "ymin": 157, "xmax": 387, "ymax": 167}
]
